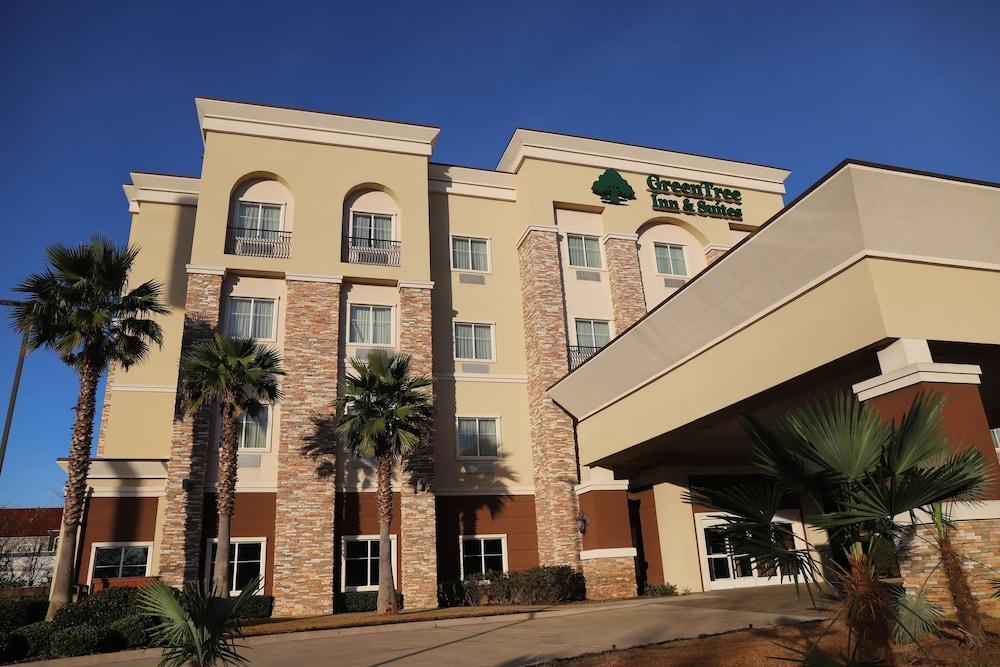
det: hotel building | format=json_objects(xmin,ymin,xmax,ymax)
[{"xmin": 66, "ymin": 98, "xmax": 1000, "ymax": 615}]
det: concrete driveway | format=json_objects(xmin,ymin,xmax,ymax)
[{"xmin": 41, "ymin": 585, "xmax": 833, "ymax": 667}]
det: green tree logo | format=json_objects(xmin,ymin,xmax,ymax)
[{"xmin": 591, "ymin": 169, "xmax": 636, "ymax": 205}]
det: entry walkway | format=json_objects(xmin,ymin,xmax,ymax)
[{"xmin": 41, "ymin": 585, "xmax": 833, "ymax": 667}]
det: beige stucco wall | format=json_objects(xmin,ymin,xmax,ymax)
[
  {"xmin": 556, "ymin": 209, "xmax": 616, "ymax": 342},
  {"xmin": 652, "ymin": 475, "xmax": 704, "ymax": 592},
  {"xmin": 189, "ymin": 131, "xmax": 431, "ymax": 281}
]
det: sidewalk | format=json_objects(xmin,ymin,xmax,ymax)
[{"xmin": 37, "ymin": 585, "xmax": 833, "ymax": 666}]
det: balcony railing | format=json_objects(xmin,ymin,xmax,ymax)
[
  {"xmin": 568, "ymin": 345, "xmax": 602, "ymax": 370},
  {"xmin": 225, "ymin": 227, "xmax": 292, "ymax": 258},
  {"xmin": 345, "ymin": 237, "xmax": 401, "ymax": 267}
]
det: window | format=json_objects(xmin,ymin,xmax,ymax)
[
  {"xmin": 226, "ymin": 297, "xmax": 276, "ymax": 340},
  {"xmin": 237, "ymin": 201, "xmax": 282, "ymax": 237},
  {"xmin": 574, "ymin": 319, "xmax": 611, "ymax": 350},
  {"xmin": 992, "ymin": 427, "xmax": 1000, "ymax": 461},
  {"xmin": 92, "ymin": 545, "xmax": 150, "ymax": 580},
  {"xmin": 350, "ymin": 211, "xmax": 393, "ymax": 247},
  {"xmin": 349, "ymin": 305, "xmax": 393, "ymax": 346},
  {"xmin": 207, "ymin": 540, "xmax": 264, "ymax": 595},
  {"xmin": 238, "ymin": 406, "xmax": 270, "ymax": 450},
  {"xmin": 454, "ymin": 322, "xmax": 493, "ymax": 361},
  {"xmin": 567, "ymin": 234, "xmax": 602, "ymax": 269},
  {"xmin": 342, "ymin": 536, "xmax": 397, "ymax": 592},
  {"xmin": 654, "ymin": 243, "xmax": 688, "ymax": 276},
  {"xmin": 461, "ymin": 535, "xmax": 507, "ymax": 578},
  {"xmin": 452, "ymin": 236, "xmax": 489, "ymax": 272},
  {"xmin": 457, "ymin": 417, "xmax": 499, "ymax": 459}
]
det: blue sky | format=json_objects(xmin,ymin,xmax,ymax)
[{"xmin": 1, "ymin": 1, "xmax": 998, "ymax": 507}]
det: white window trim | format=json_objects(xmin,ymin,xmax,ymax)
[
  {"xmin": 204, "ymin": 537, "xmax": 267, "ymax": 596},
  {"xmin": 565, "ymin": 233, "xmax": 604, "ymax": 270},
  {"xmin": 459, "ymin": 534, "xmax": 509, "ymax": 579},
  {"xmin": 235, "ymin": 200, "xmax": 286, "ymax": 233},
  {"xmin": 349, "ymin": 209, "xmax": 397, "ymax": 243},
  {"xmin": 237, "ymin": 404, "xmax": 274, "ymax": 453},
  {"xmin": 450, "ymin": 235, "xmax": 493, "ymax": 274},
  {"xmin": 455, "ymin": 415, "xmax": 502, "ymax": 461},
  {"xmin": 224, "ymin": 296, "xmax": 279, "ymax": 342},
  {"xmin": 653, "ymin": 242, "xmax": 689, "ymax": 277},
  {"xmin": 573, "ymin": 318, "xmax": 612, "ymax": 348},
  {"xmin": 87, "ymin": 541, "xmax": 153, "ymax": 588},
  {"xmin": 452, "ymin": 320, "xmax": 497, "ymax": 362},
  {"xmin": 341, "ymin": 534, "xmax": 398, "ymax": 593},
  {"xmin": 347, "ymin": 304, "xmax": 395, "ymax": 348}
]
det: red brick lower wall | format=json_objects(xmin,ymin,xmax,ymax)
[
  {"xmin": 76, "ymin": 496, "xmax": 158, "ymax": 587},
  {"xmin": 628, "ymin": 488, "xmax": 663, "ymax": 587},
  {"xmin": 334, "ymin": 491, "xmax": 402, "ymax": 592},
  {"xmin": 436, "ymin": 495, "xmax": 539, "ymax": 582},
  {"xmin": 202, "ymin": 493, "xmax": 277, "ymax": 596},
  {"xmin": 898, "ymin": 517, "xmax": 1000, "ymax": 615}
]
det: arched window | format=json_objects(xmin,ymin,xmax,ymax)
[
  {"xmin": 226, "ymin": 178, "xmax": 293, "ymax": 259},
  {"xmin": 637, "ymin": 221, "xmax": 708, "ymax": 308},
  {"xmin": 344, "ymin": 188, "xmax": 400, "ymax": 267}
]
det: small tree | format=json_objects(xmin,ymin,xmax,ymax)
[
  {"xmin": 13, "ymin": 236, "xmax": 167, "ymax": 619},
  {"xmin": 591, "ymin": 168, "xmax": 636, "ymax": 205},
  {"xmin": 335, "ymin": 350, "xmax": 434, "ymax": 614},
  {"xmin": 179, "ymin": 335, "xmax": 284, "ymax": 597}
]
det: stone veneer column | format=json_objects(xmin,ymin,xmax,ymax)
[
  {"xmin": 576, "ymin": 471, "xmax": 637, "ymax": 599},
  {"xmin": 397, "ymin": 282, "xmax": 438, "ymax": 609},
  {"xmin": 602, "ymin": 234, "xmax": 646, "ymax": 333},
  {"xmin": 517, "ymin": 226, "xmax": 582, "ymax": 568},
  {"xmin": 272, "ymin": 276, "xmax": 342, "ymax": 616},
  {"xmin": 853, "ymin": 338, "xmax": 1000, "ymax": 613},
  {"xmin": 159, "ymin": 269, "xmax": 223, "ymax": 587}
]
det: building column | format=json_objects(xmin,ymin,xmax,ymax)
[
  {"xmin": 517, "ymin": 226, "xmax": 582, "ymax": 569},
  {"xmin": 576, "ymin": 468, "xmax": 637, "ymax": 599},
  {"xmin": 271, "ymin": 275, "xmax": 342, "ymax": 616},
  {"xmin": 398, "ymin": 282, "xmax": 438, "ymax": 609},
  {"xmin": 602, "ymin": 234, "xmax": 646, "ymax": 331},
  {"xmin": 158, "ymin": 268, "xmax": 224, "ymax": 587},
  {"xmin": 853, "ymin": 338, "xmax": 1000, "ymax": 613}
]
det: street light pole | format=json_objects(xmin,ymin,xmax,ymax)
[{"xmin": 0, "ymin": 299, "xmax": 28, "ymax": 478}]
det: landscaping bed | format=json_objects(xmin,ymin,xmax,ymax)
[{"xmin": 551, "ymin": 616, "xmax": 1000, "ymax": 666}]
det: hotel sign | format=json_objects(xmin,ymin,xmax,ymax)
[{"xmin": 647, "ymin": 174, "xmax": 744, "ymax": 222}]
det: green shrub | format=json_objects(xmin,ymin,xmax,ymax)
[
  {"xmin": 235, "ymin": 595, "xmax": 274, "ymax": 619},
  {"xmin": 643, "ymin": 583, "xmax": 678, "ymax": 597},
  {"xmin": 10, "ymin": 620, "xmax": 55, "ymax": 658},
  {"xmin": 50, "ymin": 624, "xmax": 102, "ymax": 657},
  {"xmin": 0, "ymin": 596, "xmax": 48, "ymax": 634},
  {"xmin": 335, "ymin": 591, "xmax": 404, "ymax": 613},
  {"xmin": 441, "ymin": 566, "xmax": 586, "ymax": 607},
  {"xmin": 53, "ymin": 586, "xmax": 141, "ymax": 630},
  {"xmin": 107, "ymin": 614, "xmax": 148, "ymax": 650}
]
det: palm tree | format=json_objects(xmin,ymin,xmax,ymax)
[
  {"xmin": 139, "ymin": 576, "xmax": 260, "ymax": 666},
  {"xmin": 12, "ymin": 236, "xmax": 168, "ymax": 620},
  {"xmin": 179, "ymin": 335, "xmax": 284, "ymax": 597},
  {"xmin": 335, "ymin": 350, "xmax": 434, "ymax": 614},
  {"xmin": 688, "ymin": 393, "xmax": 988, "ymax": 663}
]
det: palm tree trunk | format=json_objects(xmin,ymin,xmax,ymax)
[
  {"xmin": 938, "ymin": 526, "xmax": 984, "ymax": 645},
  {"xmin": 47, "ymin": 354, "xmax": 101, "ymax": 620},
  {"xmin": 375, "ymin": 453, "xmax": 397, "ymax": 615},
  {"xmin": 213, "ymin": 405, "xmax": 240, "ymax": 598},
  {"xmin": 844, "ymin": 547, "xmax": 895, "ymax": 666}
]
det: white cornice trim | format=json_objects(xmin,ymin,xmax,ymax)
[
  {"xmin": 579, "ymin": 547, "xmax": 637, "ymax": 560},
  {"xmin": 196, "ymin": 98, "xmax": 439, "ymax": 156},
  {"xmin": 398, "ymin": 280, "xmax": 434, "ymax": 290},
  {"xmin": 89, "ymin": 488, "xmax": 166, "ymax": 498},
  {"xmin": 60, "ymin": 459, "xmax": 168, "ymax": 480},
  {"xmin": 704, "ymin": 244, "xmax": 732, "ymax": 254},
  {"xmin": 894, "ymin": 501, "xmax": 1000, "ymax": 524},
  {"xmin": 853, "ymin": 362, "xmax": 982, "ymax": 401},
  {"xmin": 124, "ymin": 173, "xmax": 200, "ymax": 211},
  {"xmin": 497, "ymin": 129, "xmax": 789, "ymax": 194},
  {"xmin": 602, "ymin": 233, "xmax": 639, "ymax": 244},
  {"xmin": 185, "ymin": 264, "xmax": 226, "ymax": 276},
  {"xmin": 435, "ymin": 486, "xmax": 535, "ymax": 496},
  {"xmin": 428, "ymin": 164, "xmax": 517, "ymax": 202},
  {"xmin": 285, "ymin": 273, "xmax": 343, "ymax": 284},
  {"xmin": 516, "ymin": 224, "xmax": 560, "ymax": 249},
  {"xmin": 434, "ymin": 373, "xmax": 528, "ymax": 384},
  {"xmin": 109, "ymin": 384, "xmax": 176, "ymax": 393},
  {"xmin": 575, "ymin": 480, "xmax": 630, "ymax": 495}
]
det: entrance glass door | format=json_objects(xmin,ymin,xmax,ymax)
[{"xmin": 698, "ymin": 512, "xmax": 805, "ymax": 591}]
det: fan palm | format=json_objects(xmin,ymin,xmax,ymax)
[
  {"xmin": 139, "ymin": 576, "xmax": 260, "ymax": 666},
  {"xmin": 179, "ymin": 335, "xmax": 284, "ymax": 597},
  {"xmin": 688, "ymin": 392, "xmax": 989, "ymax": 663},
  {"xmin": 335, "ymin": 350, "xmax": 434, "ymax": 614},
  {"xmin": 12, "ymin": 236, "xmax": 167, "ymax": 619}
]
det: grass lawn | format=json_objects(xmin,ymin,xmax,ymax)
[
  {"xmin": 241, "ymin": 604, "xmax": 549, "ymax": 636},
  {"xmin": 552, "ymin": 616, "xmax": 1000, "ymax": 666}
]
